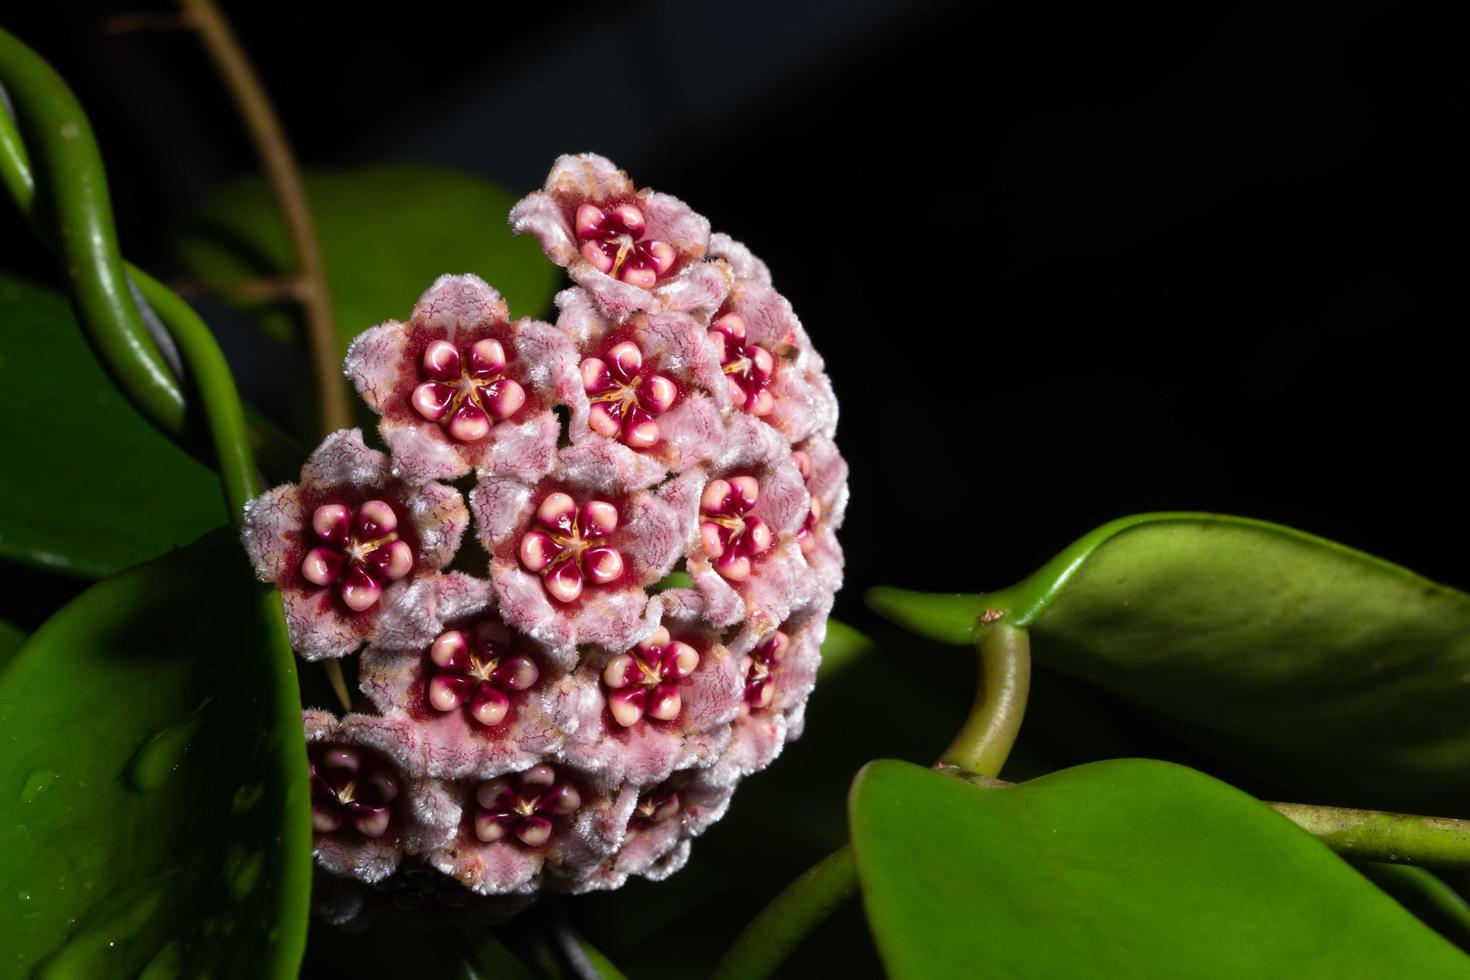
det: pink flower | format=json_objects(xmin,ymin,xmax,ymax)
[
  {"xmin": 579, "ymin": 774, "xmax": 734, "ymax": 892},
  {"xmin": 428, "ymin": 764, "xmax": 628, "ymax": 896},
  {"xmin": 659, "ymin": 415, "xmax": 818, "ymax": 633},
  {"xmin": 791, "ymin": 434, "xmax": 848, "ymax": 594},
  {"xmin": 241, "ymin": 429, "xmax": 468, "ymax": 659},
  {"xmin": 706, "ymin": 234, "xmax": 838, "ymax": 443},
  {"xmin": 344, "ymin": 274, "xmax": 575, "ymax": 483},
  {"xmin": 708, "ymin": 597, "xmax": 830, "ymax": 784},
  {"xmin": 510, "ymin": 154, "xmax": 732, "ymax": 321},
  {"xmin": 302, "ymin": 709, "xmax": 459, "ymax": 885},
  {"xmin": 472, "ymin": 447, "xmax": 687, "ymax": 658},
  {"xmin": 555, "ymin": 287, "xmax": 730, "ymax": 489},
  {"xmin": 358, "ymin": 574, "xmax": 564, "ymax": 781},
  {"xmin": 256, "ymin": 177, "xmax": 849, "ymax": 907},
  {"xmin": 556, "ymin": 593, "xmax": 742, "ymax": 790}
]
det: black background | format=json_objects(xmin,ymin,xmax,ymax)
[
  {"xmin": 3, "ymin": 1, "xmax": 1469, "ymax": 973},
  {"xmin": 4, "ymin": 1, "xmax": 1466, "ymax": 616}
]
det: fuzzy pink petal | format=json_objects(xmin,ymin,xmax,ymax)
[
  {"xmin": 407, "ymin": 480, "xmax": 469, "ymax": 568},
  {"xmin": 371, "ymin": 576, "xmax": 444, "ymax": 652},
  {"xmin": 485, "ymin": 566, "xmax": 576, "ymax": 669},
  {"xmin": 552, "ymin": 286, "xmax": 608, "ymax": 348},
  {"xmin": 411, "ymin": 273, "xmax": 509, "ymax": 332},
  {"xmin": 709, "ymin": 232, "xmax": 773, "ymax": 285},
  {"xmin": 515, "ymin": 317, "xmax": 583, "ymax": 406},
  {"xmin": 549, "ymin": 784, "xmax": 639, "ymax": 874},
  {"xmin": 569, "ymin": 259, "xmax": 733, "ymax": 323},
  {"xmin": 300, "ymin": 428, "xmax": 393, "ymax": 490},
  {"xmin": 509, "ymin": 191, "xmax": 578, "ymax": 266},
  {"xmin": 652, "ymin": 392, "xmax": 728, "ymax": 470},
  {"xmin": 768, "ymin": 368, "xmax": 839, "ymax": 444},
  {"xmin": 687, "ymin": 560, "xmax": 747, "ymax": 628},
  {"xmin": 740, "ymin": 541, "xmax": 823, "ymax": 638},
  {"xmin": 384, "ymin": 411, "xmax": 561, "ymax": 484},
  {"xmin": 637, "ymin": 312, "xmax": 730, "ymax": 402},
  {"xmin": 714, "ymin": 710, "xmax": 790, "ymax": 783},
  {"xmin": 241, "ymin": 484, "xmax": 304, "ymax": 584},
  {"xmin": 639, "ymin": 190, "xmax": 712, "ymax": 258},
  {"xmin": 546, "ymin": 152, "xmax": 637, "ymax": 201},
  {"xmin": 561, "ymin": 587, "xmax": 652, "ymax": 652},
  {"xmin": 470, "ymin": 477, "xmax": 535, "ymax": 552},
  {"xmin": 343, "ymin": 321, "xmax": 410, "ymax": 415},
  {"xmin": 557, "ymin": 438, "xmax": 667, "ymax": 494},
  {"xmin": 801, "ymin": 434, "xmax": 849, "ymax": 509},
  {"xmin": 652, "ymin": 260, "xmax": 733, "ymax": 316},
  {"xmin": 487, "ymin": 569, "xmax": 651, "ymax": 666},
  {"xmin": 620, "ymin": 490, "xmax": 688, "ymax": 580},
  {"xmin": 434, "ymin": 836, "xmax": 545, "ymax": 897},
  {"xmin": 727, "ymin": 280, "xmax": 799, "ymax": 350},
  {"xmin": 282, "ymin": 587, "xmax": 364, "ymax": 660}
]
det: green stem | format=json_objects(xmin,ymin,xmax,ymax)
[
  {"xmin": 711, "ymin": 847, "xmax": 858, "ymax": 980},
  {"xmin": 0, "ymin": 28, "xmax": 185, "ymax": 434},
  {"xmin": 939, "ymin": 624, "xmax": 1030, "ymax": 776},
  {"xmin": 716, "ymin": 627, "xmax": 1031, "ymax": 977},
  {"xmin": 0, "ymin": 27, "xmax": 263, "ymax": 516},
  {"xmin": 1269, "ymin": 802, "xmax": 1470, "ymax": 870},
  {"xmin": 129, "ymin": 267, "xmax": 260, "ymax": 511}
]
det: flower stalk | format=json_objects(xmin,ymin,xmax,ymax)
[{"xmin": 179, "ymin": 0, "xmax": 353, "ymax": 435}]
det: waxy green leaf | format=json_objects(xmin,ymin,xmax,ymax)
[
  {"xmin": 818, "ymin": 617, "xmax": 873, "ymax": 679},
  {"xmin": 176, "ymin": 165, "xmax": 563, "ymax": 352},
  {"xmin": 0, "ymin": 530, "xmax": 310, "ymax": 978},
  {"xmin": 870, "ymin": 513, "xmax": 1470, "ymax": 812},
  {"xmin": 850, "ymin": 759, "xmax": 1470, "ymax": 979},
  {"xmin": 0, "ymin": 616, "xmax": 23, "ymax": 669},
  {"xmin": 0, "ymin": 273, "xmax": 228, "ymax": 577}
]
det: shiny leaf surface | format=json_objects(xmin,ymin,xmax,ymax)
[
  {"xmin": 0, "ymin": 273, "xmax": 227, "ymax": 577},
  {"xmin": 0, "ymin": 530, "xmax": 310, "ymax": 978},
  {"xmin": 850, "ymin": 759, "xmax": 1470, "ymax": 979},
  {"xmin": 870, "ymin": 513, "xmax": 1470, "ymax": 812}
]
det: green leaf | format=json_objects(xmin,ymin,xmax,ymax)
[
  {"xmin": 869, "ymin": 513, "xmax": 1470, "ymax": 812},
  {"xmin": 818, "ymin": 617, "xmax": 872, "ymax": 679},
  {"xmin": 0, "ymin": 530, "xmax": 310, "ymax": 978},
  {"xmin": 176, "ymin": 165, "xmax": 563, "ymax": 352},
  {"xmin": 1361, "ymin": 864, "xmax": 1470, "ymax": 954},
  {"xmin": 0, "ymin": 616, "xmax": 23, "ymax": 670},
  {"xmin": 0, "ymin": 273, "xmax": 228, "ymax": 577},
  {"xmin": 850, "ymin": 759, "xmax": 1470, "ymax": 979}
]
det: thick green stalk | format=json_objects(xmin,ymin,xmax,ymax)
[
  {"xmin": 939, "ymin": 624, "xmax": 1030, "ymax": 774},
  {"xmin": 0, "ymin": 29, "xmax": 186, "ymax": 434},
  {"xmin": 1270, "ymin": 803, "xmax": 1470, "ymax": 870},
  {"xmin": 0, "ymin": 27, "xmax": 263, "ymax": 514},
  {"xmin": 711, "ymin": 847, "xmax": 858, "ymax": 980}
]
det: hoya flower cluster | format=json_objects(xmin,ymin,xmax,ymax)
[{"xmin": 242, "ymin": 154, "xmax": 846, "ymax": 913}]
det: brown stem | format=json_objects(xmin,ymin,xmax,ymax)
[
  {"xmin": 178, "ymin": 0, "xmax": 353, "ymax": 437},
  {"xmin": 170, "ymin": 275, "xmax": 311, "ymax": 303}
]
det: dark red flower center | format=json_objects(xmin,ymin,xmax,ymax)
[
  {"xmin": 310, "ymin": 744, "xmax": 400, "ymax": 840},
  {"xmin": 629, "ymin": 789, "xmax": 681, "ymax": 833},
  {"xmin": 518, "ymin": 492, "xmax": 625, "ymax": 603},
  {"xmin": 575, "ymin": 202, "xmax": 677, "ymax": 288},
  {"xmin": 581, "ymin": 339, "xmax": 677, "ymax": 449},
  {"xmin": 699, "ymin": 476, "xmax": 773, "ymax": 582},
  {"xmin": 473, "ymin": 764, "xmax": 582, "ymax": 848},
  {"xmin": 411, "ymin": 338, "xmax": 526, "ymax": 442},
  {"xmin": 601, "ymin": 627, "xmax": 700, "ymax": 727},
  {"xmin": 425, "ymin": 619, "xmax": 540, "ymax": 727},
  {"xmin": 300, "ymin": 500, "xmax": 413, "ymax": 612},
  {"xmin": 743, "ymin": 629, "xmax": 790, "ymax": 710},
  {"xmin": 709, "ymin": 313, "xmax": 775, "ymax": 416}
]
